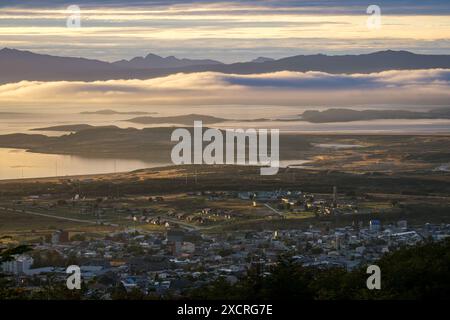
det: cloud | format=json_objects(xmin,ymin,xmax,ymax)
[
  {"xmin": 0, "ymin": 69, "xmax": 449, "ymax": 108},
  {"xmin": 223, "ymin": 73, "xmax": 374, "ymax": 89},
  {"xmin": 1, "ymin": 1, "xmax": 450, "ymax": 15},
  {"xmin": 0, "ymin": 1, "xmax": 449, "ymax": 62},
  {"xmin": 223, "ymin": 69, "xmax": 450, "ymax": 89}
]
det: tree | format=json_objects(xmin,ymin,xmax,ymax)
[{"xmin": 0, "ymin": 245, "xmax": 32, "ymax": 263}]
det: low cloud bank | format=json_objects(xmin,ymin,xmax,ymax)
[{"xmin": 0, "ymin": 69, "xmax": 449, "ymax": 107}]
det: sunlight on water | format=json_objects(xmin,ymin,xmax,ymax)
[{"xmin": 0, "ymin": 148, "xmax": 166, "ymax": 180}]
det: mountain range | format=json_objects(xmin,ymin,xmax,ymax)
[
  {"xmin": 1, "ymin": 48, "xmax": 450, "ymax": 84},
  {"xmin": 112, "ymin": 53, "xmax": 222, "ymax": 69}
]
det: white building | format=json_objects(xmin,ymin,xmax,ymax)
[{"xmin": 1, "ymin": 255, "xmax": 34, "ymax": 275}]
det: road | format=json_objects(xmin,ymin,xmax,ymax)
[
  {"xmin": 264, "ymin": 203, "xmax": 284, "ymax": 216},
  {"xmin": 0, "ymin": 206, "xmax": 105, "ymax": 225},
  {"xmin": 160, "ymin": 216, "xmax": 202, "ymax": 231},
  {"xmin": 0, "ymin": 205, "xmax": 202, "ymax": 231},
  {"xmin": 0, "ymin": 204, "xmax": 239, "ymax": 232}
]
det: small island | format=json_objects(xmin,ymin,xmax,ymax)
[{"xmin": 300, "ymin": 108, "xmax": 450, "ymax": 123}]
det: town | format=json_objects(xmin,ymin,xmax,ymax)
[{"xmin": 1, "ymin": 186, "xmax": 449, "ymax": 299}]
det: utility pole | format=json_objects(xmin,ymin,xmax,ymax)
[{"xmin": 333, "ymin": 186, "xmax": 337, "ymax": 208}]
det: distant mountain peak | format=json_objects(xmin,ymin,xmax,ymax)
[
  {"xmin": 370, "ymin": 49, "xmax": 414, "ymax": 55},
  {"xmin": 0, "ymin": 47, "xmax": 27, "ymax": 55},
  {"xmin": 0, "ymin": 47, "xmax": 17, "ymax": 52},
  {"xmin": 113, "ymin": 52, "xmax": 223, "ymax": 69},
  {"xmin": 251, "ymin": 56, "xmax": 275, "ymax": 63},
  {"xmin": 144, "ymin": 53, "xmax": 163, "ymax": 59}
]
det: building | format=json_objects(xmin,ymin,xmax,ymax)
[
  {"xmin": 1, "ymin": 255, "xmax": 34, "ymax": 275},
  {"xmin": 397, "ymin": 220, "xmax": 408, "ymax": 229},
  {"xmin": 51, "ymin": 230, "xmax": 70, "ymax": 244},
  {"xmin": 369, "ymin": 220, "xmax": 381, "ymax": 232}
]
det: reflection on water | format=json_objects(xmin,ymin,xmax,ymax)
[
  {"xmin": 0, "ymin": 148, "xmax": 167, "ymax": 180},
  {"xmin": 0, "ymin": 107, "xmax": 450, "ymax": 136},
  {"xmin": 0, "ymin": 148, "xmax": 313, "ymax": 180},
  {"xmin": 215, "ymin": 118, "xmax": 450, "ymax": 134},
  {"xmin": 280, "ymin": 160, "xmax": 311, "ymax": 168},
  {"xmin": 313, "ymin": 143, "xmax": 363, "ymax": 149}
]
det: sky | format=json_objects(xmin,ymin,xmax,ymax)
[
  {"xmin": 1, "ymin": 0, "xmax": 449, "ymax": 62},
  {"xmin": 0, "ymin": 1, "xmax": 449, "ymax": 110}
]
